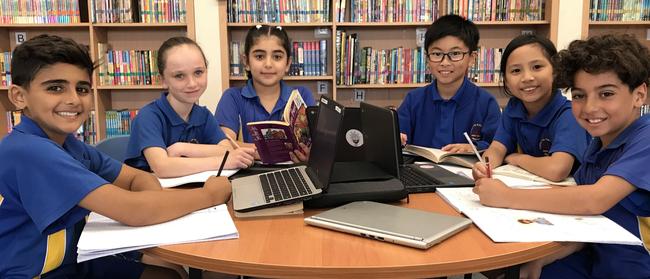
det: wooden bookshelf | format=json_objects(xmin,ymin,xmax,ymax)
[
  {"xmin": 218, "ymin": 0, "xmax": 559, "ymax": 109},
  {"xmin": 581, "ymin": 0, "xmax": 650, "ymax": 106},
  {"xmin": 0, "ymin": 0, "xmax": 196, "ymax": 142}
]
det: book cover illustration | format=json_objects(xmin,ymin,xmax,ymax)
[{"xmin": 247, "ymin": 90, "xmax": 310, "ymax": 164}]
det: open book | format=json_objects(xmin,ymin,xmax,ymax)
[
  {"xmin": 404, "ymin": 144, "xmax": 479, "ymax": 168},
  {"xmin": 247, "ymin": 90, "xmax": 310, "ymax": 164},
  {"xmin": 436, "ymin": 188, "xmax": 642, "ymax": 245},
  {"xmin": 493, "ymin": 164, "xmax": 576, "ymax": 186}
]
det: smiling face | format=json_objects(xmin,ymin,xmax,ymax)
[
  {"xmin": 245, "ymin": 36, "xmax": 291, "ymax": 89},
  {"xmin": 161, "ymin": 44, "xmax": 208, "ymax": 106},
  {"xmin": 427, "ymin": 36, "xmax": 474, "ymax": 91},
  {"xmin": 504, "ymin": 44, "xmax": 554, "ymax": 116},
  {"xmin": 571, "ymin": 70, "xmax": 647, "ymax": 147},
  {"xmin": 9, "ymin": 63, "xmax": 92, "ymax": 145}
]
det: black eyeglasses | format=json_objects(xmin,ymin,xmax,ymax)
[{"xmin": 426, "ymin": 51, "xmax": 470, "ymax": 62}]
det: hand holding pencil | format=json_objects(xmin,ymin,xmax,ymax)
[
  {"xmin": 463, "ymin": 132, "xmax": 491, "ymax": 180},
  {"xmin": 222, "ymin": 134, "xmax": 256, "ymax": 169}
]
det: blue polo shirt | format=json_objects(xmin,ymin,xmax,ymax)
[
  {"xmin": 215, "ymin": 80, "xmax": 316, "ymax": 143},
  {"xmin": 125, "ymin": 92, "xmax": 226, "ymax": 171},
  {"xmin": 397, "ymin": 78, "xmax": 501, "ymax": 150},
  {"xmin": 494, "ymin": 92, "xmax": 589, "ymax": 166},
  {"xmin": 0, "ymin": 116, "xmax": 123, "ymax": 278},
  {"xmin": 541, "ymin": 115, "xmax": 650, "ymax": 279}
]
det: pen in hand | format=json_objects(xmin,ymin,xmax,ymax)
[
  {"xmin": 217, "ymin": 150, "xmax": 229, "ymax": 177},
  {"xmin": 485, "ymin": 156, "xmax": 492, "ymax": 178}
]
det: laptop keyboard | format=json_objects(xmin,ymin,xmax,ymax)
[
  {"xmin": 399, "ymin": 166, "xmax": 441, "ymax": 187},
  {"xmin": 259, "ymin": 168, "xmax": 313, "ymax": 203}
]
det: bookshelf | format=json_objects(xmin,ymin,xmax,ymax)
[
  {"xmin": 582, "ymin": 0, "xmax": 650, "ymax": 49},
  {"xmin": 218, "ymin": 0, "xmax": 560, "ymax": 109},
  {"xmin": 0, "ymin": 0, "xmax": 195, "ymax": 143},
  {"xmin": 581, "ymin": 0, "xmax": 650, "ymax": 105}
]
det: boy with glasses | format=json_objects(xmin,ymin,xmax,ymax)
[{"xmin": 398, "ymin": 14, "xmax": 501, "ymax": 152}]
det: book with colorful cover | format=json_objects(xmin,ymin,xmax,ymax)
[{"xmin": 247, "ymin": 89, "xmax": 310, "ymax": 164}]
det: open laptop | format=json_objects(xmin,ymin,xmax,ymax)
[
  {"xmin": 232, "ymin": 96, "xmax": 345, "ymax": 212},
  {"xmin": 304, "ymin": 201, "xmax": 472, "ymax": 249},
  {"xmin": 359, "ymin": 102, "xmax": 475, "ymax": 193}
]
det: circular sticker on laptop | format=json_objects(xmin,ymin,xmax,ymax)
[{"xmin": 345, "ymin": 129, "xmax": 364, "ymax": 147}]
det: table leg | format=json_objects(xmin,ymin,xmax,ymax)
[
  {"xmin": 189, "ymin": 267, "xmax": 202, "ymax": 279},
  {"xmin": 504, "ymin": 265, "xmax": 520, "ymax": 279}
]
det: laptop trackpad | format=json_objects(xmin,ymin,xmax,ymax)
[{"xmin": 330, "ymin": 161, "xmax": 394, "ymax": 183}]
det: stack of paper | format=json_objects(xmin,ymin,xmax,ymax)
[
  {"xmin": 158, "ymin": 169, "xmax": 238, "ymax": 188},
  {"xmin": 436, "ymin": 188, "xmax": 642, "ymax": 245},
  {"xmin": 77, "ymin": 204, "xmax": 239, "ymax": 262}
]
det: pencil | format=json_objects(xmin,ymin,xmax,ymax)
[
  {"xmin": 225, "ymin": 134, "xmax": 240, "ymax": 149},
  {"xmin": 463, "ymin": 132, "xmax": 485, "ymax": 164},
  {"xmin": 485, "ymin": 156, "xmax": 492, "ymax": 178},
  {"xmin": 217, "ymin": 151, "xmax": 229, "ymax": 177}
]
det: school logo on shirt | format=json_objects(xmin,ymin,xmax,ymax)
[
  {"xmin": 469, "ymin": 123, "xmax": 482, "ymax": 141},
  {"xmin": 539, "ymin": 138, "xmax": 552, "ymax": 156},
  {"xmin": 182, "ymin": 138, "xmax": 199, "ymax": 144}
]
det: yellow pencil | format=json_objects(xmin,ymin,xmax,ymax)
[{"xmin": 225, "ymin": 134, "xmax": 240, "ymax": 149}]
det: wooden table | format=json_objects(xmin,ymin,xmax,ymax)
[{"xmin": 145, "ymin": 193, "xmax": 563, "ymax": 278}]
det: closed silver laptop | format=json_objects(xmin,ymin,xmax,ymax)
[{"xmin": 304, "ymin": 201, "xmax": 472, "ymax": 249}]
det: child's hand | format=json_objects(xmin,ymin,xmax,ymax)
[
  {"xmin": 166, "ymin": 142, "xmax": 188, "ymax": 157},
  {"xmin": 400, "ymin": 133, "xmax": 408, "ymax": 146},
  {"xmin": 472, "ymin": 178, "xmax": 511, "ymax": 208},
  {"xmin": 289, "ymin": 143, "xmax": 310, "ymax": 163},
  {"xmin": 472, "ymin": 162, "xmax": 490, "ymax": 180},
  {"xmin": 203, "ymin": 176, "xmax": 232, "ymax": 204},
  {"xmin": 224, "ymin": 147, "xmax": 256, "ymax": 169},
  {"xmin": 442, "ymin": 143, "xmax": 472, "ymax": 153}
]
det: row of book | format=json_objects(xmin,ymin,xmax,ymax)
[
  {"xmin": 229, "ymin": 40, "xmax": 328, "ymax": 77},
  {"xmin": 92, "ymin": 0, "xmax": 187, "ymax": 23},
  {"xmin": 0, "ymin": 0, "xmax": 82, "ymax": 24},
  {"xmin": 1, "ymin": 52, "xmax": 10, "ymax": 86},
  {"xmin": 347, "ymin": 0, "xmax": 439, "ymax": 22},
  {"xmin": 642, "ymin": 104, "xmax": 649, "ymax": 116},
  {"xmin": 227, "ymin": 0, "xmax": 330, "ymax": 23},
  {"xmin": 336, "ymin": 31, "xmax": 430, "ymax": 85},
  {"xmin": 105, "ymin": 109, "xmax": 138, "ymax": 138},
  {"xmin": 589, "ymin": 0, "xmax": 650, "ymax": 21},
  {"xmin": 97, "ymin": 44, "xmax": 161, "ymax": 86},
  {"xmin": 445, "ymin": 0, "xmax": 546, "ymax": 21},
  {"xmin": 469, "ymin": 46, "xmax": 503, "ymax": 84},
  {"xmin": 336, "ymin": 31, "xmax": 504, "ymax": 85}
]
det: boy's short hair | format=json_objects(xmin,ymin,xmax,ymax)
[
  {"xmin": 11, "ymin": 34, "xmax": 94, "ymax": 89},
  {"xmin": 424, "ymin": 14, "xmax": 479, "ymax": 52},
  {"xmin": 554, "ymin": 34, "xmax": 650, "ymax": 90}
]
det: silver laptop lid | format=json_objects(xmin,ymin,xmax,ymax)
[{"xmin": 307, "ymin": 201, "xmax": 471, "ymax": 240}]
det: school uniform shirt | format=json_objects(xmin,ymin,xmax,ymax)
[
  {"xmin": 215, "ymin": 80, "xmax": 316, "ymax": 143},
  {"xmin": 397, "ymin": 77, "xmax": 501, "ymax": 150},
  {"xmin": 0, "ymin": 116, "xmax": 123, "ymax": 278},
  {"xmin": 541, "ymin": 114, "xmax": 650, "ymax": 279},
  {"xmin": 493, "ymin": 92, "xmax": 589, "ymax": 165},
  {"xmin": 125, "ymin": 92, "xmax": 226, "ymax": 171}
]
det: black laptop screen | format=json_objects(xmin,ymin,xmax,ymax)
[{"xmin": 307, "ymin": 96, "xmax": 344, "ymax": 189}]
